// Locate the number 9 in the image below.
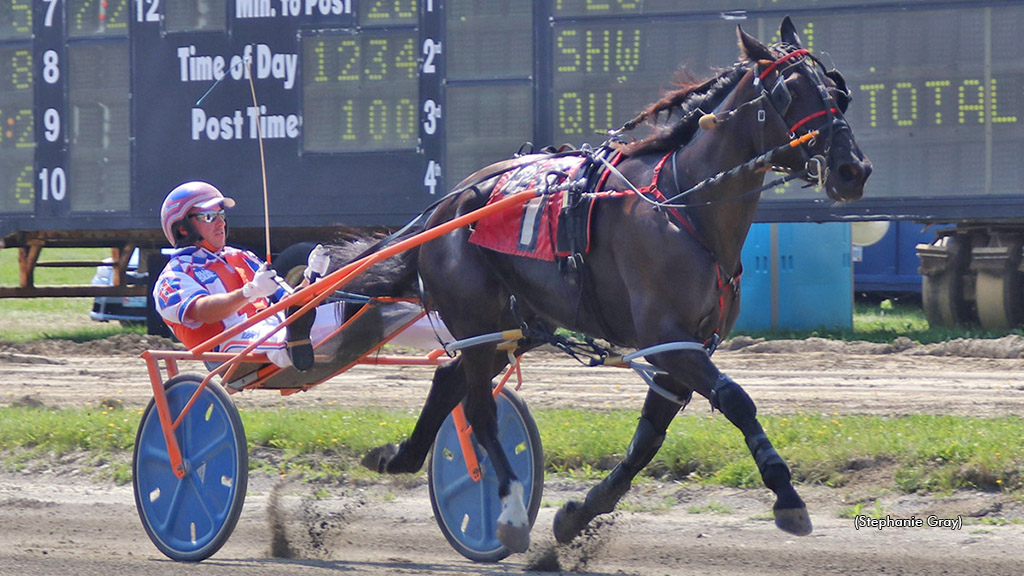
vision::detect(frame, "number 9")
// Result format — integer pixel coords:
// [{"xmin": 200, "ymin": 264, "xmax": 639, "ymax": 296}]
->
[{"xmin": 44, "ymin": 108, "xmax": 61, "ymax": 142}]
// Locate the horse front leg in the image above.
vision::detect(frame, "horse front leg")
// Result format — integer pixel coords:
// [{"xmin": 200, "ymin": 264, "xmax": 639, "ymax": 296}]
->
[
  {"xmin": 553, "ymin": 383, "xmax": 686, "ymax": 544},
  {"xmin": 361, "ymin": 357, "xmax": 467, "ymax": 474},
  {"xmin": 710, "ymin": 370, "xmax": 811, "ymax": 535},
  {"xmin": 660, "ymin": 350, "xmax": 812, "ymax": 536}
]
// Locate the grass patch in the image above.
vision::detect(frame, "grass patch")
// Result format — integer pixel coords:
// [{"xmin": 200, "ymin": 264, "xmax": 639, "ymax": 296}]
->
[
  {"xmin": 838, "ymin": 499, "xmax": 888, "ymax": 519},
  {"xmin": 734, "ymin": 297, "xmax": 1023, "ymax": 344},
  {"xmin": 0, "ymin": 402, "xmax": 138, "ymax": 483},
  {"xmin": 0, "ymin": 247, "xmax": 144, "ymax": 342},
  {"xmin": 0, "ymin": 247, "xmax": 110, "ymax": 287},
  {"xmin": 0, "ymin": 302, "xmax": 145, "ymax": 342},
  {"xmin": 686, "ymin": 500, "xmax": 733, "ymax": 515},
  {"xmin": 242, "ymin": 406, "xmax": 420, "ymax": 482},
  {"xmin": 2, "ymin": 405, "xmax": 1022, "ymax": 497}
]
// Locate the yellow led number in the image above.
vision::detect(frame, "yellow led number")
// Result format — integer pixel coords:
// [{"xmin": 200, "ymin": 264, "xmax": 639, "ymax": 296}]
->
[
  {"xmin": 68, "ymin": 0, "xmax": 129, "ymax": 36},
  {"xmin": 305, "ymin": 33, "xmax": 418, "ymax": 151},
  {"xmin": 3, "ymin": 0, "xmax": 32, "ymax": 38},
  {"xmin": 0, "ymin": 46, "xmax": 34, "ymax": 211},
  {"xmin": 363, "ymin": 0, "xmax": 417, "ymax": 22}
]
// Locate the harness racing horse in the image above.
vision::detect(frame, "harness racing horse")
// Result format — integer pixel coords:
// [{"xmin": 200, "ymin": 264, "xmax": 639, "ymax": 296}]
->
[{"xmin": 344, "ymin": 18, "xmax": 871, "ymax": 553}]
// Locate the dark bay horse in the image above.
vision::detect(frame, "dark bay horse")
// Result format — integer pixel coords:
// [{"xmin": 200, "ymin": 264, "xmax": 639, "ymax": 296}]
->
[{"xmin": 340, "ymin": 18, "xmax": 871, "ymax": 553}]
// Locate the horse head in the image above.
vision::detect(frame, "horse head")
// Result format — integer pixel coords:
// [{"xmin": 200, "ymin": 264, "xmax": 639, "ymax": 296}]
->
[{"xmin": 738, "ymin": 17, "xmax": 872, "ymax": 202}]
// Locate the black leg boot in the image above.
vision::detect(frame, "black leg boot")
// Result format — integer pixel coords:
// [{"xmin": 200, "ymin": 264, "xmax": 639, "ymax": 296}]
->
[{"xmin": 286, "ymin": 305, "xmax": 315, "ymax": 371}]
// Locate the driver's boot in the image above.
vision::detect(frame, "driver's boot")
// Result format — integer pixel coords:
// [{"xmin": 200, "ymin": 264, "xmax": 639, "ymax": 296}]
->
[{"xmin": 285, "ymin": 306, "xmax": 315, "ymax": 371}]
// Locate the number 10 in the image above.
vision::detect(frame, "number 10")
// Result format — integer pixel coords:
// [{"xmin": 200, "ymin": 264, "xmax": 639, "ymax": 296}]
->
[{"xmin": 39, "ymin": 167, "xmax": 67, "ymax": 201}]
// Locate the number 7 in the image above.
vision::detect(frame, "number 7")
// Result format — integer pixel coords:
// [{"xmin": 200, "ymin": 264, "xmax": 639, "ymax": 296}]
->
[{"xmin": 43, "ymin": 0, "xmax": 59, "ymax": 27}]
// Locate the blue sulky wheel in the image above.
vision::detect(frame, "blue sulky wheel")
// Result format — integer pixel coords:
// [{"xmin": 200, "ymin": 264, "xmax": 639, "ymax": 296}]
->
[
  {"xmin": 132, "ymin": 374, "xmax": 248, "ymax": 562},
  {"xmin": 428, "ymin": 386, "xmax": 544, "ymax": 562}
]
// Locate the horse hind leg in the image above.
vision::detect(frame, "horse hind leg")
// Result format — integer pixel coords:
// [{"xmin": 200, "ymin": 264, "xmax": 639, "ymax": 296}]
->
[
  {"xmin": 364, "ymin": 346, "xmax": 532, "ymax": 553},
  {"xmin": 458, "ymin": 348, "xmax": 531, "ymax": 553},
  {"xmin": 711, "ymin": 372, "xmax": 812, "ymax": 536},
  {"xmin": 361, "ymin": 357, "xmax": 467, "ymax": 474},
  {"xmin": 554, "ymin": 384, "xmax": 687, "ymax": 544}
]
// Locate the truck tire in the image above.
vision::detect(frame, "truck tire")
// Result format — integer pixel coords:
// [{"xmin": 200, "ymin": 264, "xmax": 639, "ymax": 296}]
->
[
  {"xmin": 973, "ymin": 234, "xmax": 1024, "ymax": 331},
  {"xmin": 920, "ymin": 235, "xmax": 974, "ymax": 328}
]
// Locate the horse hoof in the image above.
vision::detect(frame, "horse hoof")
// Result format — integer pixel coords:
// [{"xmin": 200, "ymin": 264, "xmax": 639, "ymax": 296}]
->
[
  {"xmin": 360, "ymin": 443, "xmax": 399, "ymax": 473},
  {"xmin": 496, "ymin": 522, "xmax": 530, "ymax": 553},
  {"xmin": 774, "ymin": 505, "xmax": 813, "ymax": 536},
  {"xmin": 496, "ymin": 482, "xmax": 530, "ymax": 553},
  {"xmin": 552, "ymin": 501, "xmax": 584, "ymax": 544}
]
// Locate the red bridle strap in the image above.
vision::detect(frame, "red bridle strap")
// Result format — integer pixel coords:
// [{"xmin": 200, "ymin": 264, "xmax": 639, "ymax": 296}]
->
[
  {"xmin": 789, "ymin": 107, "xmax": 838, "ymax": 134},
  {"xmin": 757, "ymin": 48, "xmax": 810, "ymax": 82}
]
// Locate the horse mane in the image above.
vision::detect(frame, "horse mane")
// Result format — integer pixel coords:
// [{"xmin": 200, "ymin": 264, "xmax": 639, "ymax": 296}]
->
[
  {"xmin": 615, "ymin": 62, "xmax": 750, "ymax": 156},
  {"xmin": 321, "ymin": 235, "xmax": 421, "ymax": 298}
]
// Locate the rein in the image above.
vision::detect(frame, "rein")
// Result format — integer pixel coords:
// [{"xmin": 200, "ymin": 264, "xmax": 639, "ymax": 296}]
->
[
  {"xmin": 594, "ymin": 129, "xmax": 819, "ymax": 212},
  {"xmin": 598, "ymin": 46, "xmax": 841, "ymax": 213}
]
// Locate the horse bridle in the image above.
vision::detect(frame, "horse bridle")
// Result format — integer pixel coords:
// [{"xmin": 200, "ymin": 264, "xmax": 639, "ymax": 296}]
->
[
  {"xmin": 603, "ymin": 46, "xmax": 852, "ymax": 213},
  {"xmin": 755, "ymin": 46, "xmax": 852, "ymax": 186}
]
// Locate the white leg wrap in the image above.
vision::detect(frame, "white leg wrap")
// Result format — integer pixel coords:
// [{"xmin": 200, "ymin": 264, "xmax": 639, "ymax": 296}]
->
[{"xmin": 496, "ymin": 481, "xmax": 530, "ymax": 553}]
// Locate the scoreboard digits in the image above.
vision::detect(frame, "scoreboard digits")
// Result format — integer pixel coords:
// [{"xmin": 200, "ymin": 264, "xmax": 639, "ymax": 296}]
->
[
  {"xmin": 0, "ymin": 0, "xmax": 31, "ymax": 40},
  {"xmin": 302, "ymin": 32, "xmax": 419, "ymax": 152},
  {"xmin": 1, "ymin": 1, "xmax": 1022, "ymax": 225},
  {"xmin": 359, "ymin": 0, "xmax": 417, "ymax": 25},
  {"xmin": 0, "ymin": 1, "xmax": 32, "ymax": 213},
  {"xmin": 67, "ymin": 0, "xmax": 130, "ymax": 37},
  {"xmin": 0, "ymin": 44, "xmax": 32, "ymax": 212},
  {"xmin": 547, "ymin": 5, "xmax": 1024, "ymax": 203}
]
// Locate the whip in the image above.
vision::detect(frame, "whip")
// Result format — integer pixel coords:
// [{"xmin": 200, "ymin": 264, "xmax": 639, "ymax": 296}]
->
[
  {"xmin": 195, "ymin": 52, "xmax": 273, "ymax": 265},
  {"xmin": 243, "ymin": 57, "xmax": 272, "ymax": 265}
]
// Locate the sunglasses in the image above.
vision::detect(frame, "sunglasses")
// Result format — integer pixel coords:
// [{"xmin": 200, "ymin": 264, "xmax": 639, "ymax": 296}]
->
[{"xmin": 189, "ymin": 210, "xmax": 226, "ymax": 223}]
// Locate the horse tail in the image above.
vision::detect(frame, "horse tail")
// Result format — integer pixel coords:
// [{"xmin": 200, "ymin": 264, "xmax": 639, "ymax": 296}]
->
[{"xmin": 322, "ymin": 232, "xmax": 422, "ymax": 299}]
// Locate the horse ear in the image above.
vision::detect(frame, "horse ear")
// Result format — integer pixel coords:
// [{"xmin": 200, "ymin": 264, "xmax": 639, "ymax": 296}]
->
[
  {"xmin": 780, "ymin": 16, "xmax": 802, "ymax": 47},
  {"xmin": 737, "ymin": 25, "xmax": 773, "ymax": 62}
]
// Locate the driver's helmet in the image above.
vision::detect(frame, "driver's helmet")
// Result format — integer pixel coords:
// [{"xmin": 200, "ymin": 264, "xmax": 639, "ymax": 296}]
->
[{"xmin": 159, "ymin": 181, "xmax": 236, "ymax": 247}]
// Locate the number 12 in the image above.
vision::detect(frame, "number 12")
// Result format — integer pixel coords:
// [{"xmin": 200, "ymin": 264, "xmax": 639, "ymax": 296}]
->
[{"xmin": 136, "ymin": 0, "xmax": 160, "ymax": 23}]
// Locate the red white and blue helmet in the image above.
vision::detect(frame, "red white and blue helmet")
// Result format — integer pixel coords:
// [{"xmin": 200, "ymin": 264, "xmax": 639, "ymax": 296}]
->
[{"xmin": 159, "ymin": 181, "xmax": 236, "ymax": 246}]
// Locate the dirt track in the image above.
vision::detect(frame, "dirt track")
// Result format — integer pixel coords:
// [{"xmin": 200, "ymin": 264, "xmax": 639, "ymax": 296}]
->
[
  {"xmin": 3, "ymin": 333, "xmax": 1024, "ymax": 416},
  {"xmin": 1, "ymin": 334, "xmax": 1024, "ymax": 575}
]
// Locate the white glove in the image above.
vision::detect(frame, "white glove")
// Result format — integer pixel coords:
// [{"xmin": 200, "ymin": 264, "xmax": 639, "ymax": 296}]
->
[
  {"xmin": 303, "ymin": 244, "xmax": 330, "ymax": 283},
  {"xmin": 241, "ymin": 265, "xmax": 279, "ymax": 302}
]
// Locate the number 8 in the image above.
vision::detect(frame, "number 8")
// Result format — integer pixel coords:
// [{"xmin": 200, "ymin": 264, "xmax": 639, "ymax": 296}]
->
[{"xmin": 42, "ymin": 50, "xmax": 60, "ymax": 84}]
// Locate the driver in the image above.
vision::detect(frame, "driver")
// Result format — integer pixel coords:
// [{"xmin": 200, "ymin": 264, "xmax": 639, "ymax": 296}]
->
[{"xmin": 152, "ymin": 180, "xmax": 335, "ymax": 370}]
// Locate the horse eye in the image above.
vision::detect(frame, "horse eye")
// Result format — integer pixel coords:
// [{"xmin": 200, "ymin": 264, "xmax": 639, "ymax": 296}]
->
[
  {"xmin": 823, "ymin": 69, "xmax": 851, "ymax": 113},
  {"xmin": 832, "ymin": 89, "xmax": 851, "ymax": 113}
]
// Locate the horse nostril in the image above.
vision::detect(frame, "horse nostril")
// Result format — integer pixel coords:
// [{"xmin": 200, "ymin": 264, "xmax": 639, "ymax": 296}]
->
[{"xmin": 839, "ymin": 162, "xmax": 870, "ymax": 185}]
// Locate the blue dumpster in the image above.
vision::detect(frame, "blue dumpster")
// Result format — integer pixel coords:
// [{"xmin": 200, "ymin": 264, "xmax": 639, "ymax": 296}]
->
[{"xmin": 734, "ymin": 222, "xmax": 852, "ymax": 331}]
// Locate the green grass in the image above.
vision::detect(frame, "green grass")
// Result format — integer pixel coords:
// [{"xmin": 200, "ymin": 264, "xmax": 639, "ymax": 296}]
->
[
  {"xmin": 0, "ymin": 402, "xmax": 139, "ymax": 484},
  {"xmin": 2, "ymin": 405, "xmax": 1021, "ymax": 496},
  {"xmin": 241, "ymin": 406, "xmax": 420, "ymax": 481},
  {"xmin": 838, "ymin": 499, "xmax": 888, "ymax": 520},
  {"xmin": 734, "ymin": 297, "xmax": 1023, "ymax": 344},
  {"xmin": 0, "ymin": 247, "xmax": 109, "ymax": 287},
  {"xmin": 0, "ymin": 247, "xmax": 148, "ymax": 342}
]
